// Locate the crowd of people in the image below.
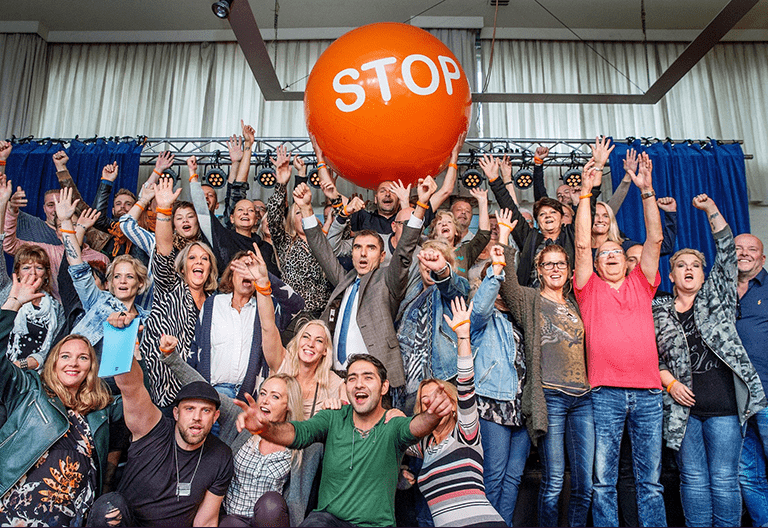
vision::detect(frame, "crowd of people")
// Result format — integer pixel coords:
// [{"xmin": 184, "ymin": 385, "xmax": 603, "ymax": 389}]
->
[{"xmin": 0, "ymin": 125, "xmax": 767, "ymax": 528}]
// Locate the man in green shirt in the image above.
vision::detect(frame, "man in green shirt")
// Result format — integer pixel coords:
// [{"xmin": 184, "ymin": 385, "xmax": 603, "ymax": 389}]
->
[{"xmin": 235, "ymin": 353, "xmax": 452, "ymax": 527}]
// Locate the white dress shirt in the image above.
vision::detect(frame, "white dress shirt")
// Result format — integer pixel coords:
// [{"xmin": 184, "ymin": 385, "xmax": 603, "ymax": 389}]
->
[{"xmin": 209, "ymin": 293, "xmax": 258, "ymax": 386}]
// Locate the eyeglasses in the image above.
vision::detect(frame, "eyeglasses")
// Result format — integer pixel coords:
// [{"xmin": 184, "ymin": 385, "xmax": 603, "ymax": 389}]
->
[
  {"xmin": 597, "ymin": 249, "xmax": 624, "ymax": 258},
  {"xmin": 539, "ymin": 261, "xmax": 568, "ymax": 270}
]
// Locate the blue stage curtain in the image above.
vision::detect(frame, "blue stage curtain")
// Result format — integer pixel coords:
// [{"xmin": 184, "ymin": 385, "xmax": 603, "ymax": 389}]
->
[
  {"xmin": 5, "ymin": 139, "xmax": 142, "ymax": 220},
  {"xmin": 608, "ymin": 139, "xmax": 750, "ymax": 293}
]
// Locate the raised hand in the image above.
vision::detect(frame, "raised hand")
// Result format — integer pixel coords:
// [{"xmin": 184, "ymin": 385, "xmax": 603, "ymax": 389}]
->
[
  {"xmin": 0, "ymin": 141, "xmax": 11, "ymax": 161},
  {"xmin": 54, "ymin": 186, "xmax": 80, "ymax": 222},
  {"xmin": 623, "ymin": 148, "xmax": 638, "ymax": 179},
  {"xmin": 154, "ymin": 177, "xmax": 181, "ymax": 210},
  {"xmin": 657, "ymin": 196, "xmax": 677, "ymax": 213},
  {"xmin": 494, "ymin": 209, "xmax": 516, "ymax": 244},
  {"xmin": 76, "ymin": 208, "xmax": 101, "ymax": 230},
  {"xmin": 241, "ymin": 119, "xmax": 256, "ymax": 147},
  {"xmin": 343, "ymin": 195, "xmax": 366, "ymax": 216},
  {"xmin": 8, "ymin": 186, "xmax": 28, "ymax": 212},
  {"xmin": 186, "ymin": 155, "xmax": 198, "ymax": 179},
  {"xmin": 500, "ymin": 154, "xmax": 513, "ymax": 182},
  {"xmin": 292, "ymin": 182, "xmax": 313, "ymax": 209},
  {"xmin": 416, "ymin": 175, "xmax": 437, "ymax": 205},
  {"xmin": 229, "ymin": 243, "xmax": 269, "ymax": 286},
  {"xmin": 102, "ymin": 161, "xmax": 118, "ymax": 182},
  {"xmin": 450, "ymin": 132, "xmax": 467, "ymax": 162},
  {"xmin": 387, "ymin": 180, "xmax": 412, "ymax": 209},
  {"xmin": 535, "ymin": 146, "xmax": 550, "ymax": 160},
  {"xmin": 490, "ymin": 244, "xmax": 506, "ymax": 275},
  {"xmin": 234, "ymin": 392, "xmax": 269, "ymax": 434},
  {"xmin": 309, "ymin": 133, "xmax": 325, "ymax": 163},
  {"xmin": 52, "ymin": 150, "xmax": 69, "ymax": 172},
  {"xmin": 478, "ymin": 153, "xmax": 500, "ymax": 181},
  {"xmin": 0, "ymin": 176, "xmax": 13, "ymax": 204},
  {"xmin": 692, "ymin": 193, "xmax": 716, "ymax": 213},
  {"xmin": 292, "ymin": 155, "xmax": 306, "ymax": 176},
  {"xmin": 468, "ymin": 186, "xmax": 488, "ymax": 206},
  {"xmin": 159, "ymin": 334, "xmax": 179, "ymax": 356},
  {"xmin": 138, "ymin": 181, "xmax": 156, "ymax": 205},
  {"xmin": 580, "ymin": 158, "xmax": 598, "ymax": 195},
  {"xmin": 443, "ymin": 296, "xmax": 472, "ymax": 335},
  {"xmin": 227, "ymin": 135, "xmax": 244, "ymax": 163},
  {"xmin": 417, "ymin": 247, "xmax": 447, "ymax": 273},
  {"xmin": 10, "ymin": 273, "xmax": 45, "ymax": 306},
  {"xmin": 590, "ymin": 136, "xmax": 615, "ymax": 168},
  {"xmin": 106, "ymin": 310, "xmax": 138, "ymax": 329},
  {"xmin": 271, "ymin": 145, "xmax": 293, "ymax": 185},
  {"xmin": 155, "ymin": 151, "xmax": 174, "ymax": 173},
  {"xmin": 630, "ymin": 152, "xmax": 653, "ymax": 191}
]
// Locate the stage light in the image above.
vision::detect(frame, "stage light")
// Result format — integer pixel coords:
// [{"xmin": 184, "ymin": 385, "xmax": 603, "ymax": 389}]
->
[
  {"xmin": 161, "ymin": 167, "xmax": 179, "ymax": 181},
  {"xmin": 212, "ymin": 0, "xmax": 233, "ymax": 19},
  {"xmin": 203, "ymin": 150, "xmax": 227, "ymax": 188},
  {"xmin": 306, "ymin": 166, "xmax": 322, "ymax": 188},
  {"xmin": 514, "ymin": 168, "xmax": 534, "ymax": 189},
  {"xmin": 257, "ymin": 167, "xmax": 277, "ymax": 188},
  {"xmin": 563, "ymin": 168, "xmax": 582, "ymax": 188},
  {"xmin": 460, "ymin": 168, "xmax": 484, "ymax": 189}
]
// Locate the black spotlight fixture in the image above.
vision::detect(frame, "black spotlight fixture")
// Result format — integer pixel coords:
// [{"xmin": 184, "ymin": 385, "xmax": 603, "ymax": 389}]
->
[
  {"xmin": 161, "ymin": 167, "xmax": 179, "ymax": 182},
  {"xmin": 212, "ymin": 0, "xmax": 233, "ymax": 19},
  {"xmin": 306, "ymin": 165, "xmax": 322, "ymax": 188},
  {"xmin": 255, "ymin": 149, "xmax": 277, "ymax": 188},
  {"xmin": 203, "ymin": 150, "xmax": 227, "ymax": 189},
  {"xmin": 562, "ymin": 152, "xmax": 582, "ymax": 188},
  {"xmin": 513, "ymin": 152, "xmax": 533, "ymax": 190},
  {"xmin": 459, "ymin": 150, "xmax": 485, "ymax": 189}
]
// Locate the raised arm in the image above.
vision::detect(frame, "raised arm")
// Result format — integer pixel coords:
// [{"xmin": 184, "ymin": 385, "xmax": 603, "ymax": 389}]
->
[
  {"xmin": 632, "ymin": 153, "xmax": 663, "ymax": 284},
  {"xmin": 574, "ymin": 160, "xmax": 597, "ymax": 289},
  {"xmin": 500, "ymin": 154, "xmax": 520, "ymax": 205},
  {"xmin": 227, "ymin": 133, "xmax": 244, "ymax": 185},
  {"xmin": 92, "ymin": 162, "xmax": 118, "ymax": 232},
  {"xmin": 52, "ymin": 150, "xmax": 84, "ymax": 204},
  {"xmin": 186, "ymin": 155, "xmax": 214, "ymax": 243},
  {"xmin": 54, "ymin": 187, "xmax": 85, "ymax": 266},
  {"xmin": 154, "ymin": 178, "xmax": 181, "ymax": 257},
  {"xmin": 657, "ymin": 197, "xmax": 678, "ymax": 256},
  {"xmin": 532, "ymin": 146, "xmax": 549, "ymax": 201},
  {"xmin": 607, "ymin": 149, "xmax": 636, "ymax": 212},
  {"xmin": 0, "ymin": 141, "xmax": 10, "ymax": 179},
  {"xmin": 443, "ymin": 296, "xmax": 478, "ymax": 439},
  {"xmin": 3, "ymin": 186, "xmax": 28, "ymax": 255},
  {"xmin": 295, "ymin": 183, "xmax": 347, "ymax": 286},
  {"xmin": 115, "ymin": 354, "xmax": 163, "ymax": 442},
  {"xmin": 431, "ymin": 133, "xmax": 465, "ymax": 210}
]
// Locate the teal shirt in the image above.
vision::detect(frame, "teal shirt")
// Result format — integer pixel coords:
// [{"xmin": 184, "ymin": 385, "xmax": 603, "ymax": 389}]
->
[{"xmin": 290, "ymin": 406, "xmax": 417, "ymax": 526}]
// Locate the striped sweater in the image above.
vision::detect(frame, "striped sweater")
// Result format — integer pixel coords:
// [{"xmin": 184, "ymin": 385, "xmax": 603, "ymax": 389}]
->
[{"xmin": 410, "ymin": 355, "xmax": 505, "ymax": 527}]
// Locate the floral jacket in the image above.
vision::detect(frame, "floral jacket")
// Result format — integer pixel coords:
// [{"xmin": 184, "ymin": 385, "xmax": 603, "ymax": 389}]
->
[{"xmin": 654, "ymin": 226, "xmax": 767, "ymax": 450}]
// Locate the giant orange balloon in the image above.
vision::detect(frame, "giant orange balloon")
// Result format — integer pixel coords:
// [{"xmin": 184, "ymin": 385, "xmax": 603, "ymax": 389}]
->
[{"xmin": 305, "ymin": 23, "xmax": 472, "ymax": 190}]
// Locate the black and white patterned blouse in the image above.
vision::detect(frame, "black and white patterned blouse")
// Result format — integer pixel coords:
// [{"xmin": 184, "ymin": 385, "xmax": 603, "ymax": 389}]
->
[
  {"xmin": 266, "ymin": 183, "xmax": 332, "ymax": 316},
  {"xmin": 140, "ymin": 250, "xmax": 206, "ymax": 407}
]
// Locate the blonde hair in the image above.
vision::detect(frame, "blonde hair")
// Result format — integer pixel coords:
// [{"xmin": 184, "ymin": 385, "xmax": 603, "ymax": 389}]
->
[
  {"xmin": 42, "ymin": 335, "xmax": 113, "ymax": 414},
  {"xmin": 174, "ymin": 241, "xmax": 219, "ymax": 293},
  {"xmin": 261, "ymin": 373, "xmax": 304, "ymax": 466},
  {"xmin": 428, "ymin": 211, "xmax": 462, "ymax": 246},
  {"xmin": 591, "ymin": 202, "xmax": 623, "ymax": 246},
  {"xmin": 669, "ymin": 248, "xmax": 706, "ymax": 269},
  {"xmin": 279, "ymin": 320, "xmax": 334, "ymax": 393},
  {"xmin": 107, "ymin": 255, "xmax": 151, "ymax": 297},
  {"xmin": 285, "ymin": 203, "xmax": 302, "ymax": 241},
  {"xmin": 414, "ymin": 378, "xmax": 458, "ymax": 416}
]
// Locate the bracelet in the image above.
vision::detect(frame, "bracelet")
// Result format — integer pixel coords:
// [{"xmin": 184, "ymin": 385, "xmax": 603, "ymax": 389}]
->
[
  {"xmin": 499, "ymin": 222, "xmax": 513, "ymax": 231},
  {"xmin": 579, "ymin": 193, "xmax": 592, "ymax": 200},
  {"xmin": 329, "ymin": 195, "xmax": 343, "ymax": 207},
  {"xmin": 153, "ymin": 168, "xmax": 163, "ymax": 177},
  {"xmin": 457, "ymin": 337, "xmax": 470, "ymax": 340},
  {"xmin": 666, "ymin": 379, "xmax": 677, "ymax": 393},
  {"xmin": 135, "ymin": 202, "xmax": 146, "ymax": 212},
  {"xmin": 59, "ymin": 228, "xmax": 76, "ymax": 234},
  {"xmin": 448, "ymin": 162, "xmax": 458, "ymax": 170},
  {"xmin": 595, "ymin": 166, "xmax": 604, "ymax": 171},
  {"xmin": 75, "ymin": 223, "xmax": 87, "ymax": 230},
  {"xmin": 253, "ymin": 280, "xmax": 272, "ymax": 295},
  {"xmin": 317, "ymin": 162, "xmax": 327, "ymax": 170},
  {"xmin": 451, "ymin": 319, "xmax": 470, "ymax": 332},
  {"xmin": 435, "ymin": 263, "xmax": 449, "ymax": 276},
  {"xmin": 0, "ymin": 160, "xmax": 6, "ymax": 166},
  {"xmin": 416, "ymin": 200, "xmax": 429, "ymax": 210},
  {"xmin": 156, "ymin": 207, "xmax": 173, "ymax": 216},
  {"xmin": 159, "ymin": 346, "xmax": 175, "ymax": 355},
  {"xmin": 505, "ymin": 181, "xmax": 515, "ymax": 186},
  {"xmin": 189, "ymin": 174, "xmax": 198, "ymax": 182},
  {"xmin": 641, "ymin": 190, "xmax": 656, "ymax": 199},
  {"xmin": 491, "ymin": 261, "xmax": 506, "ymax": 266},
  {"xmin": 534, "ymin": 156, "xmax": 544, "ymax": 165},
  {"xmin": 19, "ymin": 358, "xmax": 28, "ymax": 370}
]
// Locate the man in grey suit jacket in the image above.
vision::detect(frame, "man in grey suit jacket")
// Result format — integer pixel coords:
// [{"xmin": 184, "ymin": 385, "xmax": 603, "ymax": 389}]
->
[{"xmin": 293, "ymin": 177, "xmax": 437, "ymax": 389}]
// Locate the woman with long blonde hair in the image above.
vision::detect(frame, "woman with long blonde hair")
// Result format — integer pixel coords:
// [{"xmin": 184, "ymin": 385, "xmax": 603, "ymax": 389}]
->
[{"xmin": 0, "ymin": 274, "xmax": 120, "ymax": 527}]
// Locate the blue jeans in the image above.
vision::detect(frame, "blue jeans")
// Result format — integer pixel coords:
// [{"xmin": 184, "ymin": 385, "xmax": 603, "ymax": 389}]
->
[
  {"xmin": 740, "ymin": 407, "xmax": 768, "ymax": 526},
  {"xmin": 480, "ymin": 418, "xmax": 530, "ymax": 526},
  {"xmin": 592, "ymin": 387, "xmax": 666, "ymax": 527},
  {"xmin": 676, "ymin": 414, "xmax": 742, "ymax": 527},
  {"xmin": 211, "ymin": 383, "xmax": 239, "ymax": 436},
  {"xmin": 538, "ymin": 390, "xmax": 594, "ymax": 527}
]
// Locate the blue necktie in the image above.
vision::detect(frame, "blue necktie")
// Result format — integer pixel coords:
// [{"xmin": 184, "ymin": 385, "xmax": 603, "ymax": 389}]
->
[{"xmin": 337, "ymin": 278, "xmax": 360, "ymax": 364}]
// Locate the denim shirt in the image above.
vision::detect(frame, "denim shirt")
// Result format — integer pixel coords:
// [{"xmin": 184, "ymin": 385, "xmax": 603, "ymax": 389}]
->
[
  {"xmin": 68, "ymin": 262, "xmax": 150, "ymax": 345},
  {"xmin": 398, "ymin": 266, "xmax": 469, "ymax": 383},
  {"xmin": 470, "ymin": 267, "xmax": 524, "ymax": 401}
]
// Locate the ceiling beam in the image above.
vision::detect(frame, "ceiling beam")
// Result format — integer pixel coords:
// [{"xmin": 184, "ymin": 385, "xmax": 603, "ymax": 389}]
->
[{"xmin": 228, "ymin": 0, "xmax": 759, "ymax": 104}]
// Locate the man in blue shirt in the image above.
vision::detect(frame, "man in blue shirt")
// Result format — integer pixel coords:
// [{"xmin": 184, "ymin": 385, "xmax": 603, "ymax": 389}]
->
[{"xmin": 735, "ymin": 232, "xmax": 768, "ymax": 525}]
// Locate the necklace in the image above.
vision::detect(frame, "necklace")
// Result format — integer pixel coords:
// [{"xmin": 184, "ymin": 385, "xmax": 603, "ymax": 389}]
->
[{"xmin": 174, "ymin": 440, "xmax": 204, "ymax": 500}]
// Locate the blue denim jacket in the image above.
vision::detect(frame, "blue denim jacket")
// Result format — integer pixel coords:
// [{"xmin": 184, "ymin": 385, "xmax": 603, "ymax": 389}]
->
[
  {"xmin": 68, "ymin": 262, "xmax": 150, "ymax": 345},
  {"xmin": 398, "ymin": 266, "xmax": 469, "ymax": 384},
  {"xmin": 470, "ymin": 267, "xmax": 523, "ymax": 401}
]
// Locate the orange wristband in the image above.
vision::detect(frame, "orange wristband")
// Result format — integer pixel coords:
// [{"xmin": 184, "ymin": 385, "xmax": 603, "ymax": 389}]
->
[
  {"xmin": 579, "ymin": 193, "xmax": 592, "ymax": 200},
  {"xmin": 189, "ymin": 174, "xmax": 198, "ymax": 182},
  {"xmin": 499, "ymin": 222, "xmax": 513, "ymax": 231},
  {"xmin": 0, "ymin": 160, "xmax": 6, "ymax": 166},
  {"xmin": 416, "ymin": 201, "xmax": 429, "ymax": 210},
  {"xmin": 59, "ymin": 228, "xmax": 76, "ymax": 234},
  {"xmin": 159, "ymin": 346, "xmax": 175, "ymax": 355},
  {"xmin": 253, "ymin": 280, "xmax": 272, "ymax": 295},
  {"xmin": 491, "ymin": 261, "xmax": 506, "ymax": 267},
  {"xmin": 135, "ymin": 202, "xmax": 145, "ymax": 212},
  {"xmin": 667, "ymin": 380, "xmax": 677, "ymax": 393},
  {"xmin": 153, "ymin": 169, "xmax": 162, "ymax": 177},
  {"xmin": 449, "ymin": 162, "xmax": 458, "ymax": 170},
  {"xmin": 451, "ymin": 319, "xmax": 470, "ymax": 332},
  {"xmin": 317, "ymin": 162, "xmax": 327, "ymax": 170},
  {"xmin": 156, "ymin": 207, "xmax": 173, "ymax": 216},
  {"xmin": 534, "ymin": 156, "xmax": 544, "ymax": 165}
]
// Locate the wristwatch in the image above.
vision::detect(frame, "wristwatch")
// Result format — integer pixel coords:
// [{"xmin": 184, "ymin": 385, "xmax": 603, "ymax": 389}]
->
[{"xmin": 19, "ymin": 358, "xmax": 28, "ymax": 370}]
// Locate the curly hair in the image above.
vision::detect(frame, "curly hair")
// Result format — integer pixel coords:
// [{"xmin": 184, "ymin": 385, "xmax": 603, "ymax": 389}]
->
[{"xmin": 13, "ymin": 244, "xmax": 53, "ymax": 294}]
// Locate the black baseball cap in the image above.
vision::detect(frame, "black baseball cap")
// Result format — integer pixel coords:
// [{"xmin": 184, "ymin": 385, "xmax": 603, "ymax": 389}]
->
[{"xmin": 173, "ymin": 381, "xmax": 221, "ymax": 409}]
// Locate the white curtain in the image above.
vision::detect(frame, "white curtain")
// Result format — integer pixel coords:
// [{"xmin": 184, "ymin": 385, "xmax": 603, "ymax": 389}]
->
[
  {"xmin": 479, "ymin": 39, "xmax": 768, "ymax": 203},
  {"xmin": 0, "ymin": 33, "xmax": 48, "ymax": 140}
]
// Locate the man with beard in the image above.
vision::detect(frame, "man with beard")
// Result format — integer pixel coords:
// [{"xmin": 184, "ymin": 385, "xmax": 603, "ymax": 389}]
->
[
  {"xmin": 88, "ymin": 359, "xmax": 233, "ymax": 527},
  {"xmin": 235, "ymin": 353, "xmax": 452, "ymax": 527}
]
